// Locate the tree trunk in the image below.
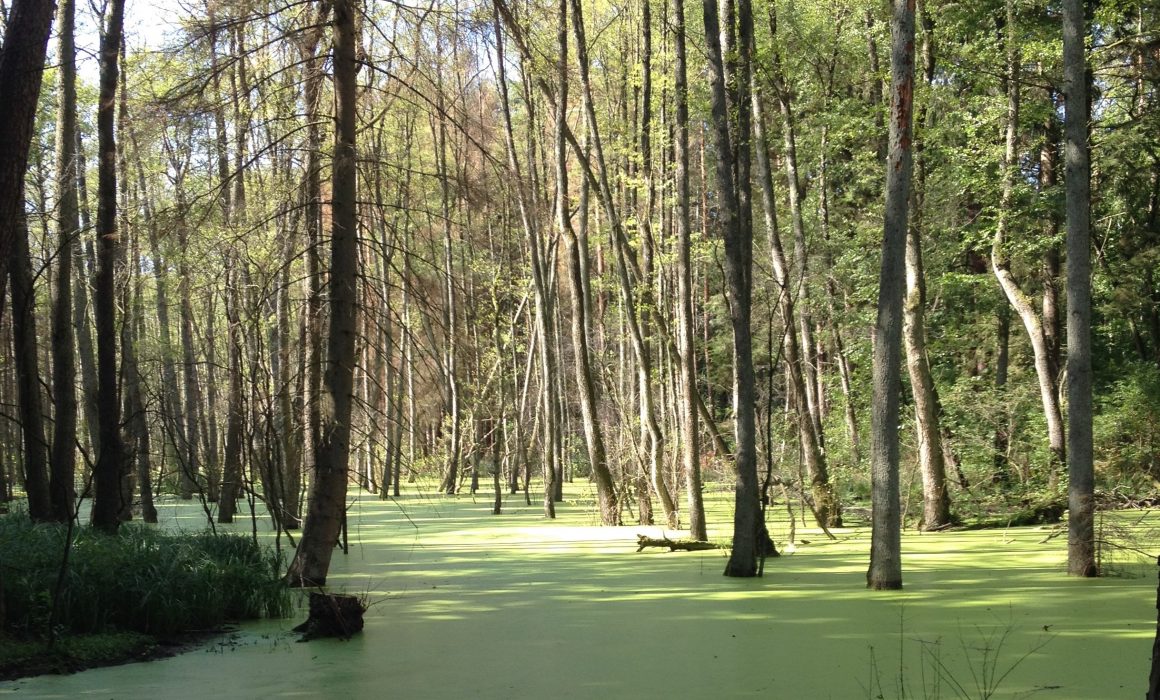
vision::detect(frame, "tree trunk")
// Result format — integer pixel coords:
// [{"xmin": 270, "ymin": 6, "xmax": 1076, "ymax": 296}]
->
[
  {"xmin": 286, "ymin": 0, "xmax": 359, "ymax": 587},
  {"xmin": 73, "ymin": 131, "xmax": 101, "ymax": 458},
  {"xmin": 10, "ymin": 213, "xmax": 51, "ymax": 522},
  {"xmin": 218, "ymin": 260, "xmax": 244, "ymax": 524},
  {"xmin": 903, "ymin": 2, "xmax": 952, "ymax": 531},
  {"xmin": 993, "ymin": 305, "xmax": 1012, "ymax": 483},
  {"xmin": 767, "ymin": 5, "xmax": 840, "ymax": 527},
  {"xmin": 867, "ymin": 0, "xmax": 914, "ymax": 591},
  {"xmin": 123, "ymin": 214, "xmax": 156, "ymax": 523},
  {"xmin": 0, "ymin": 0, "xmax": 55, "ymax": 311},
  {"xmin": 569, "ymin": 0, "xmax": 676, "ymax": 528},
  {"xmin": 706, "ymin": 0, "xmax": 774, "ymax": 578},
  {"xmin": 435, "ymin": 81, "xmax": 462, "ymax": 496},
  {"xmin": 991, "ymin": 0, "xmax": 1066, "ymax": 476},
  {"xmin": 533, "ymin": 2, "xmax": 618, "ymax": 524},
  {"xmin": 753, "ymin": 79, "xmax": 838, "ymax": 530},
  {"xmin": 674, "ymin": 0, "xmax": 706, "ymax": 542},
  {"xmin": 49, "ymin": 0, "xmax": 78, "ymax": 523},
  {"xmin": 90, "ymin": 0, "xmax": 127, "ymax": 533},
  {"xmin": 137, "ymin": 140, "xmax": 189, "ymax": 500},
  {"xmin": 1063, "ymin": 0, "xmax": 1096, "ymax": 578},
  {"xmin": 301, "ymin": 4, "xmax": 330, "ymax": 516}
]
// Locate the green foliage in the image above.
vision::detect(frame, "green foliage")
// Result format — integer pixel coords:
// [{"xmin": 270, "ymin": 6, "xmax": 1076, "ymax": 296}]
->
[
  {"xmin": 0, "ymin": 516, "xmax": 290, "ymax": 638},
  {"xmin": 1094, "ymin": 363, "xmax": 1160, "ymax": 488},
  {"xmin": 0, "ymin": 630, "xmax": 156, "ymax": 680}
]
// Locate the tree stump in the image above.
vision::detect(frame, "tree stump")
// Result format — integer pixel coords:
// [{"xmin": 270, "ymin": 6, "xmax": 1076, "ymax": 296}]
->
[{"xmin": 293, "ymin": 592, "xmax": 366, "ymax": 641}]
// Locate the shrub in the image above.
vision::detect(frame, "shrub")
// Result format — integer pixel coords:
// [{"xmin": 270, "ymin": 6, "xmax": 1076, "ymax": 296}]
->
[{"xmin": 0, "ymin": 515, "xmax": 290, "ymax": 638}]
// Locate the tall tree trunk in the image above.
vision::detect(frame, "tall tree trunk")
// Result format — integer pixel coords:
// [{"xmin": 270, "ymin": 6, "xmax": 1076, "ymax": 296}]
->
[
  {"xmin": 73, "ymin": 131, "xmax": 101, "ymax": 458},
  {"xmin": 636, "ymin": 0, "xmax": 676, "ymax": 527},
  {"xmin": 569, "ymin": 0, "xmax": 676, "ymax": 527},
  {"xmin": 123, "ymin": 211, "xmax": 156, "ymax": 522},
  {"xmin": 49, "ymin": 0, "xmax": 78, "ymax": 522},
  {"xmin": 10, "ymin": 211, "xmax": 51, "ymax": 521},
  {"xmin": 276, "ymin": 229, "xmax": 302, "ymax": 527},
  {"xmin": 286, "ymin": 0, "xmax": 359, "ymax": 586},
  {"xmin": 674, "ymin": 0, "xmax": 706, "ymax": 541},
  {"xmin": 706, "ymin": 0, "xmax": 774, "ymax": 578},
  {"xmin": 767, "ymin": 6, "xmax": 841, "ymax": 527},
  {"xmin": 903, "ymin": 2, "xmax": 952, "ymax": 531},
  {"xmin": 174, "ymin": 175, "xmax": 205, "ymax": 500},
  {"xmin": 301, "ymin": 3, "xmax": 330, "ymax": 511},
  {"xmin": 867, "ymin": 0, "xmax": 914, "ymax": 591},
  {"xmin": 218, "ymin": 260, "xmax": 244, "ymax": 524},
  {"xmin": 1063, "ymin": 0, "xmax": 1096, "ymax": 578},
  {"xmin": 991, "ymin": 0, "xmax": 1066, "ymax": 476},
  {"xmin": 134, "ymin": 131, "xmax": 189, "ymax": 500},
  {"xmin": 753, "ymin": 79, "xmax": 837, "ymax": 530},
  {"xmin": 0, "ymin": 0, "xmax": 55, "ymax": 309},
  {"xmin": 993, "ymin": 305, "xmax": 1012, "ymax": 482},
  {"xmin": 435, "ymin": 81, "xmax": 462, "ymax": 496},
  {"xmin": 523, "ymin": 2, "xmax": 618, "ymax": 523},
  {"xmin": 90, "ymin": 0, "xmax": 127, "ymax": 533}
]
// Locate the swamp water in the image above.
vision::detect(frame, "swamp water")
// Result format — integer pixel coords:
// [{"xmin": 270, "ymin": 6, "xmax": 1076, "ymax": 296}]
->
[{"xmin": 1, "ymin": 486, "xmax": 1154, "ymax": 698}]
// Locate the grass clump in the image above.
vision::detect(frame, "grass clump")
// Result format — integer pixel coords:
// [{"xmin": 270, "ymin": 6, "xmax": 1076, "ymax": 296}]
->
[
  {"xmin": 0, "ymin": 513, "xmax": 290, "ymax": 648},
  {"xmin": 0, "ymin": 631, "xmax": 158, "ymax": 679}
]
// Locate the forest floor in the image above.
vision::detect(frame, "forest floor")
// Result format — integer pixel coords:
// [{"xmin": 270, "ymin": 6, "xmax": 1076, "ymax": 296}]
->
[{"xmin": 0, "ymin": 484, "xmax": 1155, "ymax": 699}]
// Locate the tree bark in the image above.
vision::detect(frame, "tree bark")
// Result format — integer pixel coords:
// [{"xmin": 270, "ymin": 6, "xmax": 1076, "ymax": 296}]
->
[
  {"xmin": 1063, "ymin": 0, "xmax": 1096, "ymax": 578},
  {"xmin": 0, "ymin": 0, "xmax": 56, "ymax": 313},
  {"xmin": 753, "ymin": 80, "xmax": 838, "ymax": 530},
  {"xmin": 991, "ymin": 0, "xmax": 1066, "ymax": 476},
  {"xmin": 218, "ymin": 260, "xmax": 245, "ymax": 523},
  {"xmin": 674, "ymin": 0, "xmax": 706, "ymax": 542},
  {"xmin": 569, "ymin": 0, "xmax": 676, "ymax": 528},
  {"xmin": 533, "ymin": 1, "xmax": 618, "ymax": 524},
  {"xmin": 903, "ymin": 1, "xmax": 952, "ymax": 531},
  {"xmin": 90, "ymin": 0, "xmax": 127, "ymax": 533},
  {"xmin": 435, "ymin": 77, "xmax": 462, "ymax": 496},
  {"xmin": 73, "ymin": 131, "xmax": 101, "ymax": 458},
  {"xmin": 706, "ymin": 0, "xmax": 774, "ymax": 577},
  {"xmin": 10, "ymin": 211, "xmax": 51, "ymax": 522},
  {"xmin": 286, "ymin": 0, "xmax": 359, "ymax": 586},
  {"xmin": 49, "ymin": 0, "xmax": 78, "ymax": 523},
  {"xmin": 867, "ymin": 0, "xmax": 914, "ymax": 591},
  {"xmin": 767, "ymin": 5, "xmax": 841, "ymax": 528}
]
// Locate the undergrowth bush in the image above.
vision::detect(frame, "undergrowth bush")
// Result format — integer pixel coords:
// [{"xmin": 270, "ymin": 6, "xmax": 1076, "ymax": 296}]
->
[{"xmin": 0, "ymin": 515, "xmax": 290, "ymax": 638}]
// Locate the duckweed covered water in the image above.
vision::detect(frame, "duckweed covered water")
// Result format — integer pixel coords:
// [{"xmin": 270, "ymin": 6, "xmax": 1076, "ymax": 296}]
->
[{"xmin": 1, "ymin": 486, "xmax": 1154, "ymax": 698}]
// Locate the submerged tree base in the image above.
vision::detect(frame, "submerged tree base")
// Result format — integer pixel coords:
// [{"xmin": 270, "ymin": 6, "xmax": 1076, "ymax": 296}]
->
[{"xmin": 293, "ymin": 593, "xmax": 366, "ymax": 641}]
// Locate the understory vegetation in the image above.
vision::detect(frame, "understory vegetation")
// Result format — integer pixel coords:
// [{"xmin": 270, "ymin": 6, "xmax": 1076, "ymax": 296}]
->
[{"xmin": 0, "ymin": 513, "xmax": 289, "ymax": 679}]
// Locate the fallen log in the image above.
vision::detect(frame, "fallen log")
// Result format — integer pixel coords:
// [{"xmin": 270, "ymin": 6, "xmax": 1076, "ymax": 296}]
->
[
  {"xmin": 636, "ymin": 535, "xmax": 726, "ymax": 552},
  {"xmin": 293, "ymin": 592, "xmax": 366, "ymax": 641}
]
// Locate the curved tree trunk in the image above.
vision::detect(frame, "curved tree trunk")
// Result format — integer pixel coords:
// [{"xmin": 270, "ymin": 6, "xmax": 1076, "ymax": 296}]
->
[
  {"xmin": 991, "ymin": 0, "xmax": 1066, "ymax": 476},
  {"xmin": 767, "ymin": 6, "xmax": 840, "ymax": 527}
]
